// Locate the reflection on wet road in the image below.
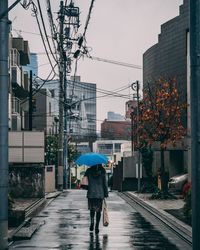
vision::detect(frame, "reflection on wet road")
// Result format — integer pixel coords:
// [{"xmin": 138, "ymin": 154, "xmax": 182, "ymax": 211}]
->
[{"xmin": 10, "ymin": 190, "xmax": 185, "ymax": 250}]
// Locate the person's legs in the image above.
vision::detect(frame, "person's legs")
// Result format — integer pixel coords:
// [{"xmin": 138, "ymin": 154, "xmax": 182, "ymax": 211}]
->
[
  {"xmin": 95, "ymin": 211, "xmax": 101, "ymax": 234},
  {"xmin": 90, "ymin": 210, "xmax": 95, "ymax": 231}
]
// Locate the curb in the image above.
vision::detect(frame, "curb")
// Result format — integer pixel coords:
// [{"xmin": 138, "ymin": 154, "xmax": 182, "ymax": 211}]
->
[
  {"xmin": 9, "ymin": 191, "xmax": 63, "ymax": 242},
  {"xmin": 8, "ymin": 198, "xmax": 46, "ymax": 241},
  {"xmin": 125, "ymin": 192, "xmax": 192, "ymax": 245}
]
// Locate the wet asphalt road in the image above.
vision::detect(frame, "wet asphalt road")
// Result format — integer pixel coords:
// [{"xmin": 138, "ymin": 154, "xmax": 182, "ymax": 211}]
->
[{"xmin": 10, "ymin": 190, "xmax": 190, "ymax": 250}]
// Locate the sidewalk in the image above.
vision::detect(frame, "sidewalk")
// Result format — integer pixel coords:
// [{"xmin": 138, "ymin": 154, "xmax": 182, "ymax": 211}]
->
[
  {"xmin": 126, "ymin": 191, "xmax": 192, "ymax": 240},
  {"xmin": 10, "ymin": 190, "xmax": 191, "ymax": 250},
  {"xmin": 8, "ymin": 191, "xmax": 62, "ymax": 240}
]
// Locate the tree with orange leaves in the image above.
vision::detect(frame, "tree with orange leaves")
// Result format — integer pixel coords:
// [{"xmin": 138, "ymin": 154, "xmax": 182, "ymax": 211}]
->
[{"xmin": 132, "ymin": 78, "xmax": 187, "ymax": 194}]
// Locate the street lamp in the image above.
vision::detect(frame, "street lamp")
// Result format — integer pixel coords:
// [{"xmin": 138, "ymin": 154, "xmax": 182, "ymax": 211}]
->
[{"xmin": 131, "ymin": 81, "xmax": 141, "ymax": 193}]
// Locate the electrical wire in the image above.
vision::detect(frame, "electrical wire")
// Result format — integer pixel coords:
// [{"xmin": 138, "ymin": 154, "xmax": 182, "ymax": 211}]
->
[
  {"xmin": 46, "ymin": 0, "xmax": 59, "ymax": 62},
  {"xmin": 31, "ymin": 2, "xmax": 58, "ymax": 75},
  {"xmin": 38, "ymin": 78, "xmax": 132, "ymax": 100},
  {"xmin": 12, "ymin": 28, "xmax": 52, "ymax": 38},
  {"xmin": 66, "ymin": 80, "xmax": 131, "ymax": 99},
  {"xmin": 36, "ymin": 0, "xmax": 58, "ymax": 64},
  {"xmin": 89, "ymin": 56, "xmax": 142, "ymax": 69},
  {"xmin": 21, "ymin": 63, "xmax": 57, "ymax": 104}
]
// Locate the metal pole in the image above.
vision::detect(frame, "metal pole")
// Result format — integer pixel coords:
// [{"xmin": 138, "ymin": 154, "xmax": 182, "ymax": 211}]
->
[
  {"xmin": 136, "ymin": 81, "xmax": 141, "ymax": 192},
  {"xmin": 29, "ymin": 70, "xmax": 33, "ymax": 131},
  {"xmin": 63, "ymin": 63, "xmax": 68, "ymax": 189},
  {"xmin": 190, "ymin": 1, "xmax": 200, "ymax": 249},
  {"xmin": 131, "ymin": 109, "xmax": 134, "ymax": 156},
  {"xmin": 0, "ymin": 1, "xmax": 9, "ymax": 248},
  {"xmin": 0, "ymin": 0, "xmax": 21, "ymax": 20},
  {"xmin": 57, "ymin": 0, "xmax": 64, "ymax": 190}
]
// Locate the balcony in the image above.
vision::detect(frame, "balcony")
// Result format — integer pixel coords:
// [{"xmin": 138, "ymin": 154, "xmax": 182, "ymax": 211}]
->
[
  {"xmin": 10, "ymin": 48, "xmax": 20, "ymax": 67},
  {"xmin": 11, "ymin": 113, "xmax": 21, "ymax": 131},
  {"xmin": 11, "ymin": 65, "xmax": 21, "ymax": 87},
  {"xmin": 12, "ymin": 97, "xmax": 20, "ymax": 114},
  {"xmin": 11, "ymin": 66, "xmax": 29, "ymax": 99}
]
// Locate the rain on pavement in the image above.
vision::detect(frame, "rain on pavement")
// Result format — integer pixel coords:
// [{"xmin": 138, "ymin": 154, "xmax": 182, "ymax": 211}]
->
[{"xmin": 9, "ymin": 190, "xmax": 189, "ymax": 250}]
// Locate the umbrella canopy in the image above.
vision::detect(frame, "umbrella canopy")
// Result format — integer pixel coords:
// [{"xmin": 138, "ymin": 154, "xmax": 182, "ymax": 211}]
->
[{"xmin": 75, "ymin": 153, "xmax": 108, "ymax": 167}]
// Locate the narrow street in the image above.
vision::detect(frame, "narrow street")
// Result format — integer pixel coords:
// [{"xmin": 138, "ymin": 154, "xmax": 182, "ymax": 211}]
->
[{"xmin": 10, "ymin": 190, "xmax": 190, "ymax": 250}]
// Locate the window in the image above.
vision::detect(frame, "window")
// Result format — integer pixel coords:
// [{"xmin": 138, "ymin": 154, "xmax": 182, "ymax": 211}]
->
[{"xmin": 49, "ymin": 102, "xmax": 51, "ymax": 115}]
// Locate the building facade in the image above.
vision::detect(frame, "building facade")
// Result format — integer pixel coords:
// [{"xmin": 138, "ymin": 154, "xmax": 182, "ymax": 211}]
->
[
  {"xmin": 23, "ymin": 52, "xmax": 38, "ymax": 79},
  {"xmin": 143, "ymin": 0, "xmax": 189, "ymax": 116},
  {"xmin": 143, "ymin": 0, "xmax": 190, "ymax": 178},
  {"xmin": 101, "ymin": 120, "xmax": 131, "ymax": 140},
  {"xmin": 10, "ymin": 37, "xmax": 31, "ymax": 131},
  {"xmin": 32, "ymin": 89, "xmax": 54, "ymax": 134},
  {"xmin": 42, "ymin": 77, "xmax": 97, "ymax": 144}
]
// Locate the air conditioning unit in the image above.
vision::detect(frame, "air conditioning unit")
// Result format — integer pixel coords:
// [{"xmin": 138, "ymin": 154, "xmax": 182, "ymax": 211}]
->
[{"xmin": 11, "ymin": 113, "xmax": 21, "ymax": 131}]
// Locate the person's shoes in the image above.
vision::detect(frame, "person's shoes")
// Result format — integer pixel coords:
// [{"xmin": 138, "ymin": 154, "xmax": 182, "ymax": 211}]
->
[
  {"xmin": 90, "ymin": 223, "xmax": 94, "ymax": 231},
  {"xmin": 95, "ymin": 227, "xmax": 99, "ymax": 234}
]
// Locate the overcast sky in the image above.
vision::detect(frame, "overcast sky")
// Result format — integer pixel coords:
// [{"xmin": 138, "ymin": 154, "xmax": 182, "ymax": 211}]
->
[{"xmin": 9, "ymin": 0, "xmax": 183, "ymax": 131}]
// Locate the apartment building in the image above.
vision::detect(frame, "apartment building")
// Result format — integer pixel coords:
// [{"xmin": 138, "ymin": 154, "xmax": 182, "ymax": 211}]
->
[{"xmin": 10, "ymin": 37, "xmax": 30, "ymax": 131}]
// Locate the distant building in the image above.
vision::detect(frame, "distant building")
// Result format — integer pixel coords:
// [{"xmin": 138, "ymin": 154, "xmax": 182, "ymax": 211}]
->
[
  {"xmin": 125, "ymin": 100, "xmax": 137, "ymax": 119},
  {"xmin": 107, "ymin": 111, "xmax": 125, "ymax": 121},
  {"xmin": 101, "ymin": 119, "xmax": 131, "ymax": 140},
  {"xmin": 23, "ymin": 52, "xmax": 38, "ymax": 79},
  {"xmin": 93, "ymin": 139, "xmax": 131, "ymax": 163},
  {"xmin": 41, "ymin": 77, "xmax": 97, "ymax": 146}
]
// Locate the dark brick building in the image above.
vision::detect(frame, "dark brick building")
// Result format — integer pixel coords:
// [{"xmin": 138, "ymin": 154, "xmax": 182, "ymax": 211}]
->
[{"xmin": 101, "ymin": 120, "xmax": 131, "ymax": 140}]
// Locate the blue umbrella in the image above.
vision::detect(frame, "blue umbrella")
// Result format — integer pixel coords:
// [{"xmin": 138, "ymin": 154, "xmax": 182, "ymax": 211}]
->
[{"xmin": 75, "ymin": 153, "xmax": 108, "ymax": 167}]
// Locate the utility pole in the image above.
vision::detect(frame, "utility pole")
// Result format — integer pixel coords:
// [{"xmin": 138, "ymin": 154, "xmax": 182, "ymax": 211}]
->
[
  {"xmin": 0, "ymin": 1, "xmax": 9, "ymax": 248},
  {"xmin": 63, "ymin": 58, "xmax": 68, "ymax": 189},
  {"xmin": 57, "ymin": 0, "xmax": 65, "ymax": 190},
  {"xmin": 57, "ymin": 1, "xmax": 80, "ymax": 189},
  {"xmin": 29, "ymin": 70, "xmax": 33, "ymax": 131},
  {"xmin": 190, "ymin": 0, "xmax": 200, "ymax": 249},
  {"xmin": 132, "ymin": 81, "xmax": 141, "ymax": 192},
  {"xmin": 131, "ymin": 109, "xmax": 134, "ymax": 156}
]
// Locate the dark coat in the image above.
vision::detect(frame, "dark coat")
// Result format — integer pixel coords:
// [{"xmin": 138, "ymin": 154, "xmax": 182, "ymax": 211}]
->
[{"xmin": 85, "ymin": 166, "xmax": 108, "ymax": 199}]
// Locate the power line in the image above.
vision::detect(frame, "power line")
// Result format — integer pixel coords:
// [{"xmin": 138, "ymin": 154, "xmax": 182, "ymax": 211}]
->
[
  {"xmin": 89, "ymin": 56, "xmax": 142, "ymax": 69},
  {"xmin": 21, "ymin": 64, "xmax": 57, "ymax": 104},
  {"xmin": 46, "ymin": 0, "xmax": 59, "ymax": 62},
  {"xmin": 36, "ymin": 0, "xmax": 58, "ymax": 64},
  {"xmin": 30, "ymin": 2, "xmax": 58, "ymax": 75}
]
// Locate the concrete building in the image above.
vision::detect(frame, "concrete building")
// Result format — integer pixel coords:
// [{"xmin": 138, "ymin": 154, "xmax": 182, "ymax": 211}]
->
[
  {"xmin": 32, "ymin": 88, "xmax": 54, "ymax": 134},
  {"xmin": 107, "ymin": 111, "xmax": 125, "ymax": 121},
  {"xmin": 10, "ymin": 37, "xmax": 31, "ymax": 130},
  {"xmin": 8, "ymin": 36, "xmax": 45, "ymax": 199},
  {"xmin": 23, "ymin": 52, "xmax": 38, "ymax": 79},
  {"xmin": 93, "ymin": 139, "xmax": 131, "ymax": 163},
  {"xmin": 143, "ymin": 0, "xmax": 190, "ymax": 178},
  {"xmin": 143, "ymin": 0, "xmax": 189, "ymax": 124},
  {"xmin": 42, "ymin": 77, "xmax": 97, "ymax": 146},
  {"xmin": 125, "ymin": 99, "xmax": 137, "ymax": 119}
]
